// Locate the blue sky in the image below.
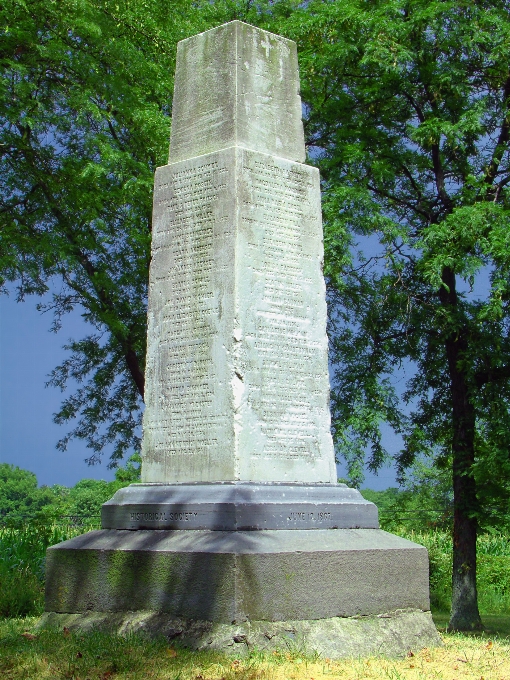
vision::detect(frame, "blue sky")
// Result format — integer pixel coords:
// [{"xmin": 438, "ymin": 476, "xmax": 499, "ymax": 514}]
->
[
  {"xmin": 0, "ymin": 292, "xmax": 117, "ymax": 487},
  {"xmin": 0, "ymin": 290, "xmax": 398, "ymax": 490}
]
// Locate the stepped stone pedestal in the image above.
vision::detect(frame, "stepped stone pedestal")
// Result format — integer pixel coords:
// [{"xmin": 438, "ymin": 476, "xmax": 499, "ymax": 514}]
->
[{"xmin": 42, "ymin": 21, "xmax": 441, "ymax": 657}]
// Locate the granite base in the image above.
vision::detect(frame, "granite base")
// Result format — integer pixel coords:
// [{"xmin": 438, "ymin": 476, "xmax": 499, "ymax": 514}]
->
[
  {"xmin": 45, "ymin": 528, "xmax": 430, "ymax": 623},
  {"xmin": 101, "ymin": 482, "xmax": 378, "ymax": 530}
]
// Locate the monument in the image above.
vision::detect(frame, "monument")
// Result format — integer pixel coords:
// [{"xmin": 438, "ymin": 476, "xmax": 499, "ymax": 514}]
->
[{"xmin": 42, "ymin": 21, "xmax": 441, "ymax": 657}]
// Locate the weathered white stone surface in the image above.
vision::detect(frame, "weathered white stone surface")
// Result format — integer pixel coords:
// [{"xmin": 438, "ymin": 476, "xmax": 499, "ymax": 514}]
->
[
  {"xmin": 142, "ymin": 21, "xmax": 335, "ymax": 483},
  {"xmin": 142, "ymin": 146, "xmax": 336, "ymax": 482},
  {"xmin": 169, "ymin": 21, "xmax": 305, "ymax": 164}
]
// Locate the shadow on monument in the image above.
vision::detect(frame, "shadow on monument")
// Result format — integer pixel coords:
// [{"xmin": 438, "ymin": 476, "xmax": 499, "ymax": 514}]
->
[{"xmin": 46, "ymin": 485, "xmax": 266, "ymax": 624}]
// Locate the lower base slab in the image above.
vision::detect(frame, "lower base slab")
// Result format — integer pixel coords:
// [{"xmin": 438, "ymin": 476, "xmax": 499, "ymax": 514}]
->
[
  {"xmin": 37, "ymin": 609, "xmax": 442, "ymax": 658},
  {"xmin": 45, "ymin": 529, "xmax": 430, "ymax": 622}
]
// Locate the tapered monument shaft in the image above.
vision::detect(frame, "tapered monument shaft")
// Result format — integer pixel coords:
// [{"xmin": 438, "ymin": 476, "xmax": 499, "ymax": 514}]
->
[{"xmin": 141, "ymin": 21, "xmax": 336, "ymax": 483}]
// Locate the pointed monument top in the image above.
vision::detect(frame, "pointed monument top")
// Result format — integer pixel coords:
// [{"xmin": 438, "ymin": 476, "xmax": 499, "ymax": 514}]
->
[{"xmin": 169, "ymin": 21, "xmax": 306, "ymax": 164}]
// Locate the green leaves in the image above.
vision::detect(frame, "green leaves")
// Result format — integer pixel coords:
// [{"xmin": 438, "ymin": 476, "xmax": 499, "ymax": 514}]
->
[
  {"xmin": 419, "ymin": 204, "xmax": 507, "ymax": 285},
  {"xmin": 0, "ymin": 0, "xmax": 231, "ymax": 462},
  {"xmin": 0, "ymin": 464, "xmax": 54, "ymax": 525},
  {"xmin": 277, "ymin": 0, "xmax": 510, "ymax": 491}
]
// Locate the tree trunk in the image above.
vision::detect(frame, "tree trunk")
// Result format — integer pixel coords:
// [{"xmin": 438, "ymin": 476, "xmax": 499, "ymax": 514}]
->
[
  {"xmin": 125, "ymin": 347, "xmax": 145, "ymax": 400},
  {"xmin": 440, "ymin": 267, "xmax": 482, "ymax": 631},
  {"xmin": 450, "ymin": 456, "xmax": 481, "ymax": 630}
]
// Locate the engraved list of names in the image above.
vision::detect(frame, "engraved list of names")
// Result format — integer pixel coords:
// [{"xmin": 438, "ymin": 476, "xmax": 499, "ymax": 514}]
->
[
  {"xmin": 143, "ymin": 151, "xmax": 236, "ymax": 482},
  {"xmin": 236, "ymin": 149, "xmax": 334, "ymax": 482}
]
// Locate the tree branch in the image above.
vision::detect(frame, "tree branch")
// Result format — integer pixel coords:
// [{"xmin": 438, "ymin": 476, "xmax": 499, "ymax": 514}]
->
[
  {"xmin": 402, "ymin": 91, "xmax": 425, "ymax": 123},
  {"xmin": 475, "ymin": 364, "xmax": 510, "ymax": 388},
  {"xmin": 484, "ymin": 74, "xmax": 510, "ymax": 188},
  {"xmin": 367, "ymin": 182, "xmax": 433, "ymax": 220}
]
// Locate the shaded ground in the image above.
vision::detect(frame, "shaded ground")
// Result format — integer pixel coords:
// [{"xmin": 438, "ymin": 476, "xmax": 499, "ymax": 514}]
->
[
  {"xmin": 433, "ymin": 612, "xmax": 510, "ymax": 638},
  {"xmin": 1, "ymin": 615, "xmax": 509, "ymax": 679}
]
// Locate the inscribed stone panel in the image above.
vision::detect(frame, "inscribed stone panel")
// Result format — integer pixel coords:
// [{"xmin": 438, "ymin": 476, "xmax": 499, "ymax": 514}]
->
[
  {"xmin": 236, "ymin": 148, "xmax": 336, "ymax": 483},
  {"xmin": 142, "ymin": 150, "xmax": 236, "ymax": 482}
]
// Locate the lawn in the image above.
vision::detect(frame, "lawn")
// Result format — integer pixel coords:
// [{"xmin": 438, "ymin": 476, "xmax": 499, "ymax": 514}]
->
[
  {"xmin": 0, "ymin": 615, "xmax": 509, "ymax": 680},
  {"xmin": 1, "ymin": 524, "xmax": 509, "ymax": 678}
]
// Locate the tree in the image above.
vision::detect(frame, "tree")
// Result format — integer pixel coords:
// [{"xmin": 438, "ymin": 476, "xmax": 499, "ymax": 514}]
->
[
  {"xmin": 0, "ymin": 463, "xmax": 54, "ymax": 524},
  {"xmin": 362, "ymin": 462, "xmax": 454, "ymax": 533},
  {"xmin": 0, "ymin": 454, "xmax": 141, "ymax": 526},
  {"xmin": 63, "ymin": 454, "xmax": 140, "ymax": 519},
  {"xmin": 275, "ymin": 0, "xmax": 510, "ymax": 630},
  {"xmin": 0, "ymin": 0, "xmax": 235, "ymax": 465}
]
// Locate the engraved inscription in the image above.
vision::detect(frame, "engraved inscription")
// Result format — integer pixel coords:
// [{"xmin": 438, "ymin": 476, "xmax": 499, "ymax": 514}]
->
[
  {"xmin": 287, "ymin": 511, "xmax": 332, "ymax": 522},
  {"xmin": 144, "ymin": 155, "xmax": 231, "ymax": 470},
  {"xmin": 241, "ymin": 153, "xmax": 328, "ymax": 462},
  {"xmin": 143, "ymin": 22, "xmax": 335, "ymax": 484},
  {"xmin": 130, "ymin": 511, "xmax": 199, "ymax": 522}
]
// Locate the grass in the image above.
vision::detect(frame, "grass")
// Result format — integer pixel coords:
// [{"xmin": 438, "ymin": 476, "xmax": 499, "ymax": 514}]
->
[
  {"xmin": 0, "ymin": 616, "xmax": 509, "ymax": 680},
  {"xmin": 433, "ymin": 612, "xmax": 510, "ymax": 637},
  {"xmin": 1, "ymin": 524, "xmax": 509, "ymax": 677},
  {"xmin": 390, "ymin": 529, "xmax": 510, "ymax": 615},
  {"xmin": 0, "ymin": 523, "xmax": 97, "ymax": 617}
]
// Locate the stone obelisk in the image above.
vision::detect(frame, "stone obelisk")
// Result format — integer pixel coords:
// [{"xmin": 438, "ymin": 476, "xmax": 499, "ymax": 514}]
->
[
  {"xmin": 142, "ymin": 20, "xmax": 335, "ymax": 485},
  {"xmin": 43, "ymin": 22, "xmax": 440, "ymax": 657}
]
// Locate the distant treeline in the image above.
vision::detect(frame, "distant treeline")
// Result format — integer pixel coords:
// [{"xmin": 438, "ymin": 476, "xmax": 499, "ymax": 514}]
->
[
  {"xmin": 357, "ymin": 462, "xmax": 510, "ymax": 535},
  {"xmin": 0, "ymin": 455, "xmax": 141, "ymax": 527},
  {"xmin": 2, "ymin": 457, "xmax": 509, "ymax": 534}
]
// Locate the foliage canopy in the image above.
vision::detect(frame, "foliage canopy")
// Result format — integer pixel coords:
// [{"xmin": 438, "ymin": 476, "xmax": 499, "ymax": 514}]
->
[
  {"xmin": 275, "ymin": 0, "xmax": 510, "ymax": 629},
  {"xmin": 0, "ymin": 463, "xmax": 53, "ymax": 523}
]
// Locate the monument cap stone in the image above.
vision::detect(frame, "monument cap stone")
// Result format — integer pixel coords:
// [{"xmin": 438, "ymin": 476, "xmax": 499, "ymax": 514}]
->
[{"xmin": 169, "ymin": 21, "xmax": 305, "ymax": 164}]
